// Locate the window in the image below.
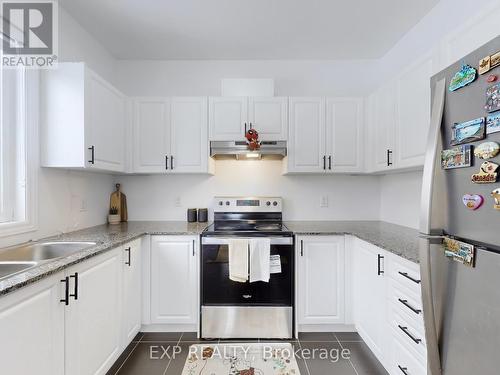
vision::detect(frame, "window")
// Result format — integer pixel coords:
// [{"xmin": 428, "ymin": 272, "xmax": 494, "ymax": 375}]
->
[{"xmin": 0, "ymin": 66, "xmax": 37, "ymax": 236}]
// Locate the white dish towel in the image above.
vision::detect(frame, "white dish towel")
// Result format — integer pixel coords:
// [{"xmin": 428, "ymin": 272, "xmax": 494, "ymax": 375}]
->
[
  {"xmin": 228, "ymin": 239, "xmax": 249, "ymax": 283},
  {"xmin": 249, "ymin": 238, "xmax": 271, "ymax": 283}
]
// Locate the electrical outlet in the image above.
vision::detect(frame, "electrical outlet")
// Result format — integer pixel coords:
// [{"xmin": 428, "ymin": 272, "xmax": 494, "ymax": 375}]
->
[
  {"xmin": 320, "ymin": 195, "xmax": 328, "ymax": 208},
  {"xmin": 175, "ymin": 197, "xmax": 182, "ymax": 207}
]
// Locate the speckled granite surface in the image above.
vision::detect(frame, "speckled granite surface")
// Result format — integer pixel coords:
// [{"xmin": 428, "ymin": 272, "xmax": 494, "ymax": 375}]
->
[
  {"xmin": 285, "ymin": 221, "xmax": 420, "ymax": 264},
  {"xmin": 0, "ymin": 221, "xmax": 209, "ymax": 296}
]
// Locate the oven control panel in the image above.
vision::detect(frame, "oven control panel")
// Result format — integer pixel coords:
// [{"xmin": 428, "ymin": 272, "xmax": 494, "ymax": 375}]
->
[{"xmin": 213, "ymin": 197, "xmax": 282, "ymax": 213}]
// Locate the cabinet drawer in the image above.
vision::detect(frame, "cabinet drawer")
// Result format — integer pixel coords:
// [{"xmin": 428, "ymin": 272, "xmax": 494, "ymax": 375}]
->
[
  {"xmin": 387, "ymin": 280, "xmax": 424, "ymax": 330},
  {"xmin": 389, "ymin": 310, "xmax": 426, "ymax": 361},
  {"xmin": 388, "ymin": 256, "xmax": 422, "ymax": 295},
  {"xmin": 390, "ymin": 336, "xmax": 427, "ymax": 375}
]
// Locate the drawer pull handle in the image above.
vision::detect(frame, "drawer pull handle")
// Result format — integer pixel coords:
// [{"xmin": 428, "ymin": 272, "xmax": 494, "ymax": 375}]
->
[
  {"xmin": 398, "ymin": 271, "xmax": 421, "ymax": 284},
  {"xmin": 125, "ymin": 247, "xmax": 131, "ymax": 266},
  {"xmin": 398, "ymin": 298, "xmax": 422, "ymax": 314},
  {"xmin": 398, "ymin": 365, "xmax": 410, "ymax": 375},
  {"xmin": 398, "ymin": 325, "xmax": 422, "ymax": 344},
  {"xmin": 60, "ymin": 277, "xmax": 70, "ymax": 305},
  {"xmin": 377, "ymin": 254, "xmax": 384, "ymax": 275},
  {"xmin": 69, "ymin": 272, "xmax": 78, "ymax": 300}
]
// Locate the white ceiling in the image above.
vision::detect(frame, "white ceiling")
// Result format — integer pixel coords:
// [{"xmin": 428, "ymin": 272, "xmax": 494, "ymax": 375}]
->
[{"xmin": 60, "ymin": 0, "xmax": 439, "ymax": 60}]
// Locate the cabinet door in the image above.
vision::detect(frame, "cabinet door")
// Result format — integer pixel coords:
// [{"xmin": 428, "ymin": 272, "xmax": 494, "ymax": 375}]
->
[
  {"xmin": 353, "ymin": 240, "xmax": 387, "ymax": 361},
  {"xmin": 86, "ymin": 70, "xmax": 126, "ymax": 172},
  {"xmin": 297, "ymin": 236, "xmax": 345, "ymax": 326},
  {"xmin": 122, "ymin": 239, "xmax": 142, "ymax": 347},
  {"xmin": 326, "ymin": 98, "xmax": 363, "ymax": 173},
  {"xmin": 170, "ymin": 97, "xmax": 209, "ymax": 173},
  {"xmin": 65, "ymin": 248, "xmax": 122, "ymax": 375},
  {"xmin": 248, "ymin": 97, "xmax": 288, "ymax": 141},
  {"xmin": 0, "ymin": 274, "xmax": 64, "ymax": 375},
  {"xmin": 395, "ymin": 57, "xmax": 432, "ymax": 169},
  {"xmin": 151, "ymin": 236, "xmax": 198, "ymax": 325},
  {"xmin": 209, "ymin": 97, "xmax": 248, "ymax": 140},
  {"xmin": 288, "ymin": 97, "xmax": 326, "ymax": 173},
  {"xmin": 132, "ymin": 98, "xmax": 171, "ymax": 173},
  {"xmin": 371, "ymin": 83, "xmax": 397, "ymax": 172}
]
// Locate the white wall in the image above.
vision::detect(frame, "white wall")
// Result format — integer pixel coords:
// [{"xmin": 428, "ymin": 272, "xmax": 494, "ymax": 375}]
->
[
  {"xmin": 0, "ymin": 7, "xmax": 116, "ymax": 248},
  {"xmin": 116, "ymin": 160, "xmax": 381, "ymax": 221}
]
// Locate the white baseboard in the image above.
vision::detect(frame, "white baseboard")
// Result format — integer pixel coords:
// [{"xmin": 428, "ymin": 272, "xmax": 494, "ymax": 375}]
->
[{"xmin": 298, "ymin": 324, "xmax": 356, "ymax": 332}]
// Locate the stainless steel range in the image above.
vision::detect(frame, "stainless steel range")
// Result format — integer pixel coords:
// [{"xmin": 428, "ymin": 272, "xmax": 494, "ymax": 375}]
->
[{"xmin": 200, "ymin": 197, "xmax": 294, "ymax": 339}]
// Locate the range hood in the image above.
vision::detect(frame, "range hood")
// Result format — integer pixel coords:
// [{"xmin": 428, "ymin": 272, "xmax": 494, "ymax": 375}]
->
[{"xmin": 210, "ymin": 141, "xmax": 287, "ymax": 160}]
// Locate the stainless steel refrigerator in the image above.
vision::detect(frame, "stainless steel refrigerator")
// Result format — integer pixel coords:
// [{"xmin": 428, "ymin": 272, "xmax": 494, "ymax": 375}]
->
[{"xmin": 420, "ymin": 35, "xmax": 500, "ymax": 375}]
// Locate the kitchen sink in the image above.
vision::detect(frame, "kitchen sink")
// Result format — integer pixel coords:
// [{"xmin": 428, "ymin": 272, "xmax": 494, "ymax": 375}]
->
[
  {"xmin": 0, "ymin": 241, "xmax": 96, "ymax": 263},
  {"xmin": 0, "ymin": 261, "xmax": 38, "ymax": 280}
]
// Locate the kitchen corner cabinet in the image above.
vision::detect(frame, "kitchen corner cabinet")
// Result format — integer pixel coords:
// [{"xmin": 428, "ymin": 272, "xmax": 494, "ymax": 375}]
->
[
  {"xmin": 150, "ymin": 236, "xmax": 198, "ymax": 327},
  {"xmin": 0, "ymin": 274, "xmax": 65, "ymax": 375},
  {"xmin": 121, "ymin": 238, "xmax": 142, "ymax": 346},
  {"xmin": 132, "ymin": 97, "xmax": 211, "ymax": 174},
  {"xmin": 209, "ymin": 96, "xmax": 288, "ymax": 141},
  {"xmin": 296, "ymin": 236, "xmax": 346, "ymax": 328},
  {"xmin": 286, "ymin": 97, "xmax": 363, "ymax": 174},
  {"xmin": 41, "ymin": 62, "xmax": 126, "ymax": 172}
]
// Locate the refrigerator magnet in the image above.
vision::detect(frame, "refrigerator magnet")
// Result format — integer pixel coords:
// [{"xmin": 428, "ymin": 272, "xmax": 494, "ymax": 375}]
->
[
  {"xmin": 479, "ymin": 56, "xmax": 491, "ymax": 75},
  {"xmin": 471, "ymin": 161, "xmax": 499, "ymax": 184},
  {"xmin": 462, "ymin": 194, "xmax": 484, "ymax": 210},
  {"xmin": 443, "ymin": 237, "xmax": 475, "ymax": 267},
  {"xmin": 486, "ymin": 74, "xmax": 497, "ymax": 83},
  {"xmin": 449, "ymin": 64, "xmax": 477, "ymax": 91},
  {"xmin": 441, "ymin": 145, "xmax": 472, "ymax": 169},
  {"xmin": 491, "ymin": 51, "xmax": 500, "ymax": 69},
  {"xmin": 485, "ymin": 83, "xmax": 500, "ymax": 113},
  {"xmin": 486, "ymin": 112, "xmax": 500, "ymax": 134},
  {"xmin": 451, "ymin": 117, "xmax": 485, "ymax": 146},
  {"xmin": 492, "ymin": 188, "xmax": 500, "ymax": 210},
  {"xmin": 474, "ymin": 142, "xmax": 500, "ymax": 160}
]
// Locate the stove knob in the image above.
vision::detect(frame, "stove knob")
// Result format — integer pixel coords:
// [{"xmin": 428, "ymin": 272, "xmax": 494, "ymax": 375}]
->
[
  {"xmin": 266, "ymin": 201, "xmax": 271, "ymax": 206},
  {"xmin": 226, "ymin": 201, "xmax": 230, "ymax": 206},
  {"xmin": 218, "ymin": 201, "xmax": 223, "ymax": 206},
  {"xmin": 273, "ymin": 201, "xmax": 278, "ymax": 206}
]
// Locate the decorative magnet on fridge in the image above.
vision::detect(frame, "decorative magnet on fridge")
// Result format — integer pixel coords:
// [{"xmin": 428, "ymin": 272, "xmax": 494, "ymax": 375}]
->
[
  {"xmin": 492, "ymin": 188, "xmax": 500, "ymax": 210},
  {"xmin": 486, "ymin": 112, "xmax": 500, "ymax": 134},
  {"xmin": 441, "ymin": 145, "xmax": 472, "ymax": 169},
  {"xmin": 471, "ymin": 161, "xmax": 499, "ymax": 184},
  {"xmin": 487, "ymin": 75, "xmax": 497, "ymax": 83},
  {"xmin": 485, "ymin": 83, "xmax": 500, "ymax": 113},
  {"xmin": 449, "ymin": 64, "xmax": 477, "ymax": 91},
  {"xmin": 474, "ymin": 142, "xmax": 500, "ymax": 160},
  {"xmin": 479, "ymin": 56, "xmax": 491, "ymax": 75},
  {"xmin": 491, "ymin": 51, "xmax": 500, "ymax": 70},
  {"xmin": 451, "ymin": 117, "xmax": 485, "ymax": 146},
  {"xmin": 443, "ymin": 237, "xmax": 475, "ymax": 267},
  {"xmin": 462, "ymin": 194, "xmax": 484, "ymax": 210}
]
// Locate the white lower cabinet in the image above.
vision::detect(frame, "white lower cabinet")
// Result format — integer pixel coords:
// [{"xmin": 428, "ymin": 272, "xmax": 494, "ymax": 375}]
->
[
  {"xmin": 0, "ymin": 274, "xmax": 65, "ymax": 375},
  {"xmin": 121, "ymin": 238, "xmax": 142, "ymax": 346},
  {"xmin": 150, "ymin": 236, "xmax": 198, "ymax": 327},
  {"xmin": 296, "ymin": 236, "xmax": 346, "ymax": 328},
  {"xmin": 65, "ymin": 247, "xmax": 123, "ymax": 375}
]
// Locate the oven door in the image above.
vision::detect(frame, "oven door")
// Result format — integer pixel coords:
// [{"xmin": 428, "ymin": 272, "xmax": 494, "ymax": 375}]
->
[{"xmin": 201, "ymin": 236, "xmax": 294, "ymax": 306}]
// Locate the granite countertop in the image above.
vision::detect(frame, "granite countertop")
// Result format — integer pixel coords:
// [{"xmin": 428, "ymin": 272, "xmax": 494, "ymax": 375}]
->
[
  {"xmin": 285, "ymin": 221, "xmax": 420, "ymax": 264},
  {"xmin": 0, "ymin": 221, "xmax": 209, "ymax": 296}
]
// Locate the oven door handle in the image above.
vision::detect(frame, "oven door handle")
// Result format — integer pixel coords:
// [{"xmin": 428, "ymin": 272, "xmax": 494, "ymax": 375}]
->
[{"xmin": 202, "ymin": 237, "xmax": 293, "ymax": 245}]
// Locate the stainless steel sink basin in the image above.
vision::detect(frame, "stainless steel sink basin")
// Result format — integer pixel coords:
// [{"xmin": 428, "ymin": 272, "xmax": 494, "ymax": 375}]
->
[
  {"xmin": 0, "ymin": 261, "xmax": 37, "ymax": 279},
  {"xmin": 0, "ymin": 241, "xmax": 96, "ymax": 262}
]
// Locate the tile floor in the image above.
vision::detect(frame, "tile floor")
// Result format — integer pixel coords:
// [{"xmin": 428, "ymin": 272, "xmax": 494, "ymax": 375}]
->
[{"xmin": 107, "ymin": 332, "xmax": 388, "ymax": 375}]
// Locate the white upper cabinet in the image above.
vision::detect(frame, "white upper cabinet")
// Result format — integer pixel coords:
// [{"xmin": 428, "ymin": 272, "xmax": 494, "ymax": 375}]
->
[
  {"xmin": 132, "ymin": 97, "xmax": 211, "ymax": 174},
  {"xmin": 133, "ymin": 98, "xmax": 171, "ymax": 173},
  {"xmin": 326, "ymin": 98, "xmax": 363, "ymax": 172},
  {"xmin": 248, "ymin": 97, "xmax": 288, "ymax": 140},
  {"xmin": 209, "ymin": 97, "xmax": 248, "ymax": 140},
  {"xmin": 286, "ymin": 97, "xmax": 326, "ymax": 173},
  {"xmin": 395, "ymin": 57, "xmax": 432, "ymax": 169},
  {"xmin": 41, "ymin": 63, "xmax": 126, "ymax": 172}
]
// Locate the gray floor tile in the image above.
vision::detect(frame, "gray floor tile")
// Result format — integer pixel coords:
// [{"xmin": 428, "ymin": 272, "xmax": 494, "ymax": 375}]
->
[
  {"xmin": 141, "ymin": 332, "xmax": 182, "ymax": 342},
  {"xmin": 342, "ymin": 342, "xmax": 389, "ymax": 375},
  {"xmin": 179, "ymin": 332, "xmax": 198, "ymax": 341},
  {"xmin": 106, "ymin": 340, "xmax": 139, "ymax": 375},
  {"xmin": 163, "ymin": 342, "xmax": 190, "ymax": 375},
  {"xmin": 299, "ymin": 341, "xmax": 357, "ymax": 375},
  {"xmin": 335, "ymin": 331, "xmax": 364, "ymax": 342},
  {"xmin": 298, "ymin": 332, "xmax": 336, "ymax": 342},
  {"xmin": 115, "ymin": 342, "xmax": 175, "ymax": 375}
]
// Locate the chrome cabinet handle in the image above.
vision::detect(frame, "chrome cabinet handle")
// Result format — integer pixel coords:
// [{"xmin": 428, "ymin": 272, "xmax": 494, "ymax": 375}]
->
[
  {"xmin": 60, "ymin": 277, "xmax": 70, "ymax": 305},
  {"xmin": 377, "ymin": 254, "xmax": 384, "ymax": 275},
  {"xmin": 69, "ymin": 272, "xmax": 78, "ymax": 300},
  {"xmin": 398, "ymin": 365, "xmax": 410, "ymax": 375},
  {"xmin": 398, "ymin": 298, "xmax": 421, "ymax": 314},
  {"xmin": 398, "ymin": 325, "xmax": 422, "ymax": 344},
  {"xmin": 398, "ymin": 271, "xmax": 421, "ymax": 284},
  {"xmin": 125, "ymin": 247, "xmax": 131, "ymax": 266},
  {"xmin": 88, "ymin": 146, "xmax": 95, "ymax": 164}
]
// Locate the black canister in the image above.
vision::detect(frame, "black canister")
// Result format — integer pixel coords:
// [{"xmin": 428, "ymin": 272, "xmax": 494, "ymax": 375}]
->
[
  {"xmin": 187, "ymin": 208, "xmax": 197, "ymax": 223},
  {"xmin": 198, "ymin": 208, "xmax": 208, "ymax": 222}
]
